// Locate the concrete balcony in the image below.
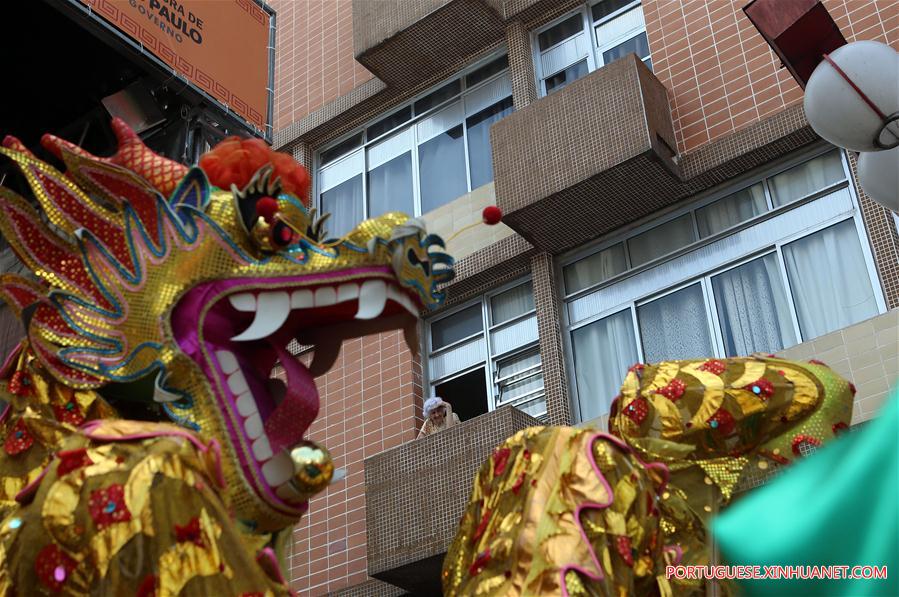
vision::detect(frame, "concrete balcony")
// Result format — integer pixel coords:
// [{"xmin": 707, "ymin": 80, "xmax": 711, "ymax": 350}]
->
[
  {"xmin": 351, "ymin": 0, "xmax": 504, "ymax": 87},
  {"xmin": 491, "ymin": 54, "xmax": 681, "ymax": 253},
  {"xmin": 364, "ymin": 406, "xmax": 539, "ymax": 594}
]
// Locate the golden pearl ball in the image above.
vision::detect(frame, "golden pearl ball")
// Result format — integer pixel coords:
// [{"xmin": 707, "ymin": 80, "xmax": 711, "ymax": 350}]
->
[{"xmin": 289, "ymin": 441, "xmax": 334, "ymax": 500}]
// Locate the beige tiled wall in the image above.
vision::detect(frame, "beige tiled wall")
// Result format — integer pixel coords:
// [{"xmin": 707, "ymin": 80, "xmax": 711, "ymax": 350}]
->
[
  {"xmin": 778, "ymin": 309, "xmax": 898, "ymax": 425},
  {"xmin": 420, "ymin": 183, "xmax": 516, "ymax": 262}
]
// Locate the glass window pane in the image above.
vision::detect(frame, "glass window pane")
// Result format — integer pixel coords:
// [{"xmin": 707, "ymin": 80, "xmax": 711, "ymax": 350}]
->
[
  {"xmin": 431, "ymin": 304, "xmax": 483, "ymax": 350},
  {"xmin": 638, "ymin": 284, "xmax": 714, "ymax": 362},
  {"xmin": 592, "ymin": 0, "xmax": 636, "ymax": 21},
  {"xmin": 627, "ymin": 213, "xmax": 696, "ymax": 267},
  {"xmin": 496, "ymin": 351, "xmax": 543, "ymax": 405},
  {"xmin": 545, "ymin": 59, "xmax": 589, "ymax": 93},
  {"xmin": 490, "ymin": 282, "xmax": 534, "ymax": 324},
  {"xmin": 782, "ymin": 219, "xmax": 879, "ymax": 340},
  {"xmin": 572, "ymin": 309, "xmax": 638, "ymax": 420},
  {"xmin": 601, "ymin": 31, "xmax": 650, "ymax": 64},
  {"xmin": 696, "ymin": 183, "xmax": 768, "ymax": 238},
  {"xmin": 515, "ymin": 395, "xmax": 547, "ymax": 418},
  {"xmin": 414, "ymin": 80, "xmax": 462, "ymax": 115},
  {"xmin": 538, "ymin": 13, "xmax": 584, "ymax": 51},
  {"xmin": 466, "ymin": 97, "xmax": 513, "ymax": 189},
  {"xmin": 320, "ymin": 133, "xmax": 363, "ymax": 166},
  {"xmin": 418, "ymin": 124, "xmax": 467, "ymax": 213},
  {"xmin": 466, "ymin": 55, "xmax": 509, "ymax": 88},
  {"xmin": 366, "ymin": 106, "xmax": 412, "ymax": 141},
  {"xmin": 769, "ymin": 151, "xmax": 845, "ymax": 207},
  {"xmin": 368, "ymin": 152, "xmax": 413, "ymax": 218},
  {"xmin": 563, "ymin": 243, "xmax": 627, "ymax": 294},
  {"xmin": 711, "ymin": 254, "xmax": 797, "ymax": 356},
  {"xmin": 320, "ymin": 174, "xmax": 363, "ymax": 239}
]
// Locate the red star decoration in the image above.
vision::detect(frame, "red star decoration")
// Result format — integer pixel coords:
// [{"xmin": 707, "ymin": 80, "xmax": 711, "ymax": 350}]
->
[
  {"xmin": 4, "ymin": 418, "xmax": 34, "ymax": 456},
  {"xmin": 88, "ymin": 484, "xmax": 132, "ymax": 530},
  {"xmin": 623, "ymin": 397, "xmax": 650, "ymax": 425},
  {"xmin": 655, "ymin": 378, "xmax": 687, "ymax": 401},
  {"xmin": 8, "ymin": 370, "xmax": 35, "ymax": 397},
  {"xmin": 35, "ymin": 544, "xmax": 76, "ymax": 592},
  {"xmin": 698, "ymin": 359, "xmax": 726, "ymax": 375}
]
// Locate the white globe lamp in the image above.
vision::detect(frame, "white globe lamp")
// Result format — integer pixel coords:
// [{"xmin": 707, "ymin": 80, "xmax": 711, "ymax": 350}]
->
[
  {"xmin": 803, "ymin": 41, "xmax": 899, "ymax": 152},
  {"xmin": 858, "ymin": 147, "xmax": 899, "ymax": 212}
]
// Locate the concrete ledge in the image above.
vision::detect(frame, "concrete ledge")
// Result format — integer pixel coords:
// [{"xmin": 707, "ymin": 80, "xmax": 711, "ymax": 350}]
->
[{"xmin": 364, "ymin": 406, "xmax": 539, "ymax": 593}]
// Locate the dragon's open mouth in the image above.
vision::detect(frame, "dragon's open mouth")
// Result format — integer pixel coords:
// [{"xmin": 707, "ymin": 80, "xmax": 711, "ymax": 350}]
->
[{"xmin": 171, "ymin": 266, "xmax": 420, "ymax": 513}]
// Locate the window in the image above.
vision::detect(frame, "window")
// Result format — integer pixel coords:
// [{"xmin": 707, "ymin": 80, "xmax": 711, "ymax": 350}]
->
[
  {"xmin": 426, "ymin": 280, "xmax": 546, "ymax": 421},
  {"xmin": 533, "ymin": 1, "xmax": 650, "ymax": 96},
  {"xmin": 561, "ymin": 149, "xmax": 885, "ymax": 421},
  {"xmin": 316, "ymin": 54, "xmax": 513, "ymax": 237}
]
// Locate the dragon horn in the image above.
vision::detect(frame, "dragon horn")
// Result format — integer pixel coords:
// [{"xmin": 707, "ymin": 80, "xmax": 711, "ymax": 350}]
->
[{"xmin": 42, "ymin": 118, "xmax": 189, "ymax": 198}]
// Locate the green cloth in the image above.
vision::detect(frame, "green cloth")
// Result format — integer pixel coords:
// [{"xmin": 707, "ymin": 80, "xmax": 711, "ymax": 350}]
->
[{"xmin": 713, "ymin": 390, "xmax": 899, "ymax": 596}]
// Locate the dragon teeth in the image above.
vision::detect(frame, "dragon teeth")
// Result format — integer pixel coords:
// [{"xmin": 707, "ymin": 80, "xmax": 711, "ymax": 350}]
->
[
  {"xmin": 235, "ymin": 392, "xmax": 257, "ymax": 417},
  {"xmin": 228, "ymin": 281, "xmax": 418, "ymax": 341},
  {"xmin": 355, "ymin": 280, "xmax": 387, "ymax": 320},
  {"xmin": 227, "ymin": 369, "xmax": 250, "ymax": 395},
  {"xmin": 215, "ymin": 350, "xmax": 239, "ymax": 375},
  {"xmin": 262, "ymin": 452, "xmax": 294, "ymax": 486},
  {"xmin": 229, "ymin": 292, "xmax": 256, "ymax": 312},
  {"xmin": 252, "ymin": 437, "xmax": 273, "ymax": 461},
  {"xmin": 314, "ymin": 287, "xmax": 337, "ymax": 306},
  {"xmin": 231, "ymin": 291, "xmax": 291, "ymax": 341},
  {"xmin": 244, "ymin": 413, "xmax": 264, "ymax": 440}
]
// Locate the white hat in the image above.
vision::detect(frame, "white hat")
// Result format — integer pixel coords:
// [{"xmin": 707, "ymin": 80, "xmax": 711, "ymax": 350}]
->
[{"xmin": 423, "ymin": 397, "xmax": 444, "ymax": 415}]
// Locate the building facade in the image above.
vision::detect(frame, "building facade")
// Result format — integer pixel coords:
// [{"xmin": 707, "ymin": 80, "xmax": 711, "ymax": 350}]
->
[
  {"xmin": 266, "ymin": 0, "xmax": 898, "ymax": 594},
  {"xmin": 270, "ymin": 1, "xmax": 898, "ymax": 594}
]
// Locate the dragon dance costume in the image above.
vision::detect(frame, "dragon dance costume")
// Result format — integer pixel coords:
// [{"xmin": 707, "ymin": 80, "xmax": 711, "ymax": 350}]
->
[
  {"xmin": 443, "ymin": 357, "xmax": 857, "ymax": 596},
  {"xmin": 0, "ymin": 116, "xmax": 869, "ymax": 597},
  {"xmin": 0, "ymin": 119, "xmax": 453, "ymax": 595}
]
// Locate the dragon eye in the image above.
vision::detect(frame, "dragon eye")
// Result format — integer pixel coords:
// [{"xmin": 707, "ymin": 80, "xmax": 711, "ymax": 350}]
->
[{"xmin": 271, "ymin": 220, "xmax": 294, "ymax": 248}]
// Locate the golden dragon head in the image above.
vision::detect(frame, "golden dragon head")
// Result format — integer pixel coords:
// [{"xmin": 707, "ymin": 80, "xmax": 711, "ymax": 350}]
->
[{"xmin": 0, "ymin": 119, "xmax": 453, "ymax": 531}]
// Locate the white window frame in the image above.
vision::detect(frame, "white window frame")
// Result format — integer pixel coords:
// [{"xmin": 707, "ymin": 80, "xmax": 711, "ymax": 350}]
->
[
  {"xmin": 314, "ymin": 50, "xmax": 513, "ymax": 236},
  {"xmin": 560, "ymin": 146, "xmax": 888, "ymax": 423},
  {"xmin": 424, "ymin": 279, "xmax": 546, "ymax": 419},
  {"xmin": 531, "ymin": 0, "xmax": 649, "ymax": 96}
]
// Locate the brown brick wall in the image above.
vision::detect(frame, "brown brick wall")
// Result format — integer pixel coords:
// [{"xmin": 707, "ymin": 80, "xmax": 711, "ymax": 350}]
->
[
  {"xmin": 643, "ymin": 0, "xmax": 898, "ymax": 153},
  {"xmin": 286, "ymin": 330, "xmax": 423, "ymax": 595},
  {"xmin": 270, "ymin": 0, "xmax": 373, "ymax": 131}
]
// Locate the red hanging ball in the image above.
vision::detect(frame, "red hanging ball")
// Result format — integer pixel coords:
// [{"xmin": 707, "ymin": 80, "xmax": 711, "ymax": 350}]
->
[
  {"xmin": 482, "ymin": 205, "xmax": 502, "ymax": 225},
  {"xmin": 256, "ymin": 197, "xmax": 279, "ymax": 222}
]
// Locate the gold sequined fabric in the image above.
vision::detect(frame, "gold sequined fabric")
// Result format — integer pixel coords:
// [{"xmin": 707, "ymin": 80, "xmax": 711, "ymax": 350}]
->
[
  {"xmin": 445, "ymin": 357, "xmax": 854, "ymax": 596},
  {"xmin": 0, "ymin": 419, "xmax": 288, "ymax": 596}
]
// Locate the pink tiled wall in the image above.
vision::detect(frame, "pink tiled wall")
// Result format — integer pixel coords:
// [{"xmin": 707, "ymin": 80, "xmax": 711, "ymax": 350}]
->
[
  {"xmin": 644, "ymin": 0, "xmax": 898, "ymax": 152},
  {"xmin": 269, "ymin": 0, "xmax": 373, "ymax": 131}
]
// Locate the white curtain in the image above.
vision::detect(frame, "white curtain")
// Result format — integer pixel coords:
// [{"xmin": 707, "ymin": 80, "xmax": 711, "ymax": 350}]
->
[
  {"xmin": 563, "ymin": 243, "xmax": 627, "ymax": 294},
  {"xmin": 572, "ymin": 309, "xmax": 638, "ymax": 421},
  {"xmin": 491, "ymin": 282, "xmax": 534, "ymax": 324},
  {"xmin": 696, "ymin": 183, "xmax": 767, "ymax": 238},
  {"xmin": 368, "ymin": 152, "xmax": 413, "ymax": 217},
  {"xmin": 783, "ymin": 219, "xmax": 879, "ymax": 340},
  {"xmin": 321, "ymin": 174, "xmax": 363, "ymax": 238},
  {"xmin": 769, "ymin": 150, "xmax": 844, "ymax": 207},
  {"xmin": 638, "ymin": 283, "xmax": 713, "ymax": 363},
  {"xmin": 711, "ymin": 254, "xmax": 797, "ymax": 356}
]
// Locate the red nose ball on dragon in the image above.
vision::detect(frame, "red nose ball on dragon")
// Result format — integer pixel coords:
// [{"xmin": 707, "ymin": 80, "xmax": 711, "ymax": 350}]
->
[{"xmin": 0, "ymin": 118, "xmax": 453, "ymax": 595}]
